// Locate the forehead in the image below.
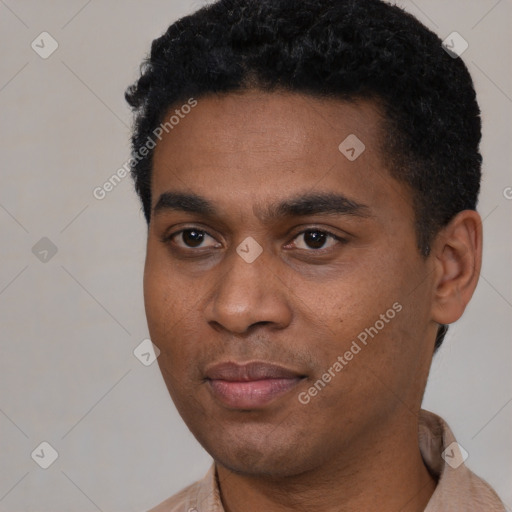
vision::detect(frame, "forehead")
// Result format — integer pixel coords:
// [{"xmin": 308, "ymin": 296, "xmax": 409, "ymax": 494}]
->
[
  {"xmin": 150, "ymin": 90, "xmax": 411, "ymax": 223},
  {"xmin": 153, "ymin": 90, "xmax": 383, "ymax": 167}
]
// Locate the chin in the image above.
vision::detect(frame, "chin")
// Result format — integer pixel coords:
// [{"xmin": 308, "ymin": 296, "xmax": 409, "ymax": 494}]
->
[
  {"xmin": 216, "ymin": 452, "xmax": 310, "ymax": 479},
  {"xmin": 196, "ymin": 426, "xmax": 317, "ymax": 478}
]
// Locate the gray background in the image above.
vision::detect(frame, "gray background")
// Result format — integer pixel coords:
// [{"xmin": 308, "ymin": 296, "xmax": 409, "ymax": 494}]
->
[{"xmin": 0, "ymin": 0, "xmax": 510, "ymax": 510}]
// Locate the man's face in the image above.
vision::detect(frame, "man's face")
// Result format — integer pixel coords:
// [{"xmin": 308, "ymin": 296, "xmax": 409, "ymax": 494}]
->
[{"xmin": 145, "ymin": 90, "xmax": 438, "ymax": 477}]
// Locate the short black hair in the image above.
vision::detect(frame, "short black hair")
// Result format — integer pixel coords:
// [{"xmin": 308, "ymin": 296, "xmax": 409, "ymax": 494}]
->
[{"xmin": 125, "ymin": 0, "xmax": 482, "ymax": 352}]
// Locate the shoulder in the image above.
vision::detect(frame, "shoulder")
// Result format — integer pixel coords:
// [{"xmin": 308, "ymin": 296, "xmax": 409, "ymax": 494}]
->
[
  {"xmin": 146, "ymin": 463, "xmax": 221, "ymax": 512},
  {"xmin": 146, "ymin": 479, "xmax": 200, "ymax": 512},
  {"xmin": 420, "ymin": 409, "xmax": 506, "ymax": 511}
]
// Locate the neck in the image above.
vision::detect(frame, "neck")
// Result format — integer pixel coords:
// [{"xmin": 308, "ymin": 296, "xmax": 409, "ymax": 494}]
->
[{"xmin": 216, "ymin": 411, "xmax": 437, "ymax": 512}]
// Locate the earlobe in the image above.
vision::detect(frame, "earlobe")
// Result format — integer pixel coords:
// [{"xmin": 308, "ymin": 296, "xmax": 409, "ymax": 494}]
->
[{"xmin": 430, "ymin": 210, "xmax": 482, "ymax": 325}]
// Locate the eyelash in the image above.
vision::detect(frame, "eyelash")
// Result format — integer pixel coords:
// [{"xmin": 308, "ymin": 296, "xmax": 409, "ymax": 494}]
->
[{"xmin": 161, "ymin": 227, "xmax": 347, "ymax": 254}]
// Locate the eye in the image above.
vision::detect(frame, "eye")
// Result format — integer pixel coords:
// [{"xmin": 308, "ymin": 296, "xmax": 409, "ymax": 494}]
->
[
  {"xmin": 288, "ymin": 229, "xmax": 344, "ymax": 251},
  {"xmin": 163, "ymin": 227, "xmax": 345, "ymax": 253},
  {"xmin": 167, "ymin": 228, "xmax": 220, "ymax": 249}
]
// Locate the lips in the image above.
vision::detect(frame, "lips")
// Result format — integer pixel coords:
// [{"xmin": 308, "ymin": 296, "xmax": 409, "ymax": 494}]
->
[
  {"xmin": 205, "ymin": 361, "xmax": 305, "ymax": 409},
  {"xmin": 206, "ymin": 361, "xmax": 302, "ymax": 381}
]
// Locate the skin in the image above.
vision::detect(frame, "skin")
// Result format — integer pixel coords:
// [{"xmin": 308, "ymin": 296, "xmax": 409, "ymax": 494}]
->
[{"xmin": 144, "ymin": 90, "xmax": 482, "ymax": 512}]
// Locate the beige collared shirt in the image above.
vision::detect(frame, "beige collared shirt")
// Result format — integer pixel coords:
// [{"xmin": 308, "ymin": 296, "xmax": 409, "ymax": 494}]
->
[{"xmin": 147, "ymin": 409, "xmax": 506, "ymax": 511}]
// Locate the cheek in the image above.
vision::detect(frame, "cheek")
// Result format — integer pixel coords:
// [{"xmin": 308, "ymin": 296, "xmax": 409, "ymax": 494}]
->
[
  {"xmin": 143, "ymin": 264, "xmax": 172, "ymax": 338},
  {"xmin": 143, "ymin": 250, "xmax": 197, "ymax": 369},
  {"xmin": 296, "ymin": 254, "xmax": 423, "ymax": 379},
  {"xmin": 296, "ymin": 261, "xmax": 393, "ymax": 342},
  {"xmin": 144, "ymin": 239, "xmax": 192, "ymax": 328}
]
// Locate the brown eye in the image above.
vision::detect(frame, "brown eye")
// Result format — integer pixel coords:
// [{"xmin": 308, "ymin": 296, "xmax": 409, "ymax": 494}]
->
[
  {"xmin": 181, "ymin": 229, "xmax": 206, "ymax": 248},
  {"xmin": 303, "ymin": 230, "xmax": 328, "ymax": 249},
  {"xmin": 292, "ymin": 229, "xmax": 340, "ymax": 250},
  {"xmin": 168, "ymin": 229, "xmax": 220, "ymax": 249}
]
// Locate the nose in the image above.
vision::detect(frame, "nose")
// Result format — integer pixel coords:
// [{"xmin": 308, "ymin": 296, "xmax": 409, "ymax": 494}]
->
[{"xmin": 204, "ymin": 244, "xmax": 293, "ymax": 335}]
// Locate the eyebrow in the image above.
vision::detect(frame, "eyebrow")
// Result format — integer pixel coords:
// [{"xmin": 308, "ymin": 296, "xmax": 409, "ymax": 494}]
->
[{"xmin": 153, "ymin": 191, "xmax": 372, "ymax": 222}]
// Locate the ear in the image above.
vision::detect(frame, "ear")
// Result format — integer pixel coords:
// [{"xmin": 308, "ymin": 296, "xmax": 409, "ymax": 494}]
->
[{"xmin": 430, "ymin": 210, "xmax": 482, "ymax": 325}]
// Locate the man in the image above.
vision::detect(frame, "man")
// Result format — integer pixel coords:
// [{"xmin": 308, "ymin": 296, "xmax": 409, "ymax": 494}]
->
[{"xmin": 125, "ymin": 0, "xmax": 506, "ymax": 510}]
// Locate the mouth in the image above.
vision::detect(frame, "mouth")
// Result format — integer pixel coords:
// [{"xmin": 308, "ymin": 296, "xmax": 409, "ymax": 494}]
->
[{"xmin": 204, "ymin": 361, "xmax": 307, "ymax": 409}]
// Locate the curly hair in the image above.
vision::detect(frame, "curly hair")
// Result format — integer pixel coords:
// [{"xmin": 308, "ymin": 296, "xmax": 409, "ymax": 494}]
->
[{"xmin": 125, "ymin": 0, "xmax": 482, "ymax": 351}]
